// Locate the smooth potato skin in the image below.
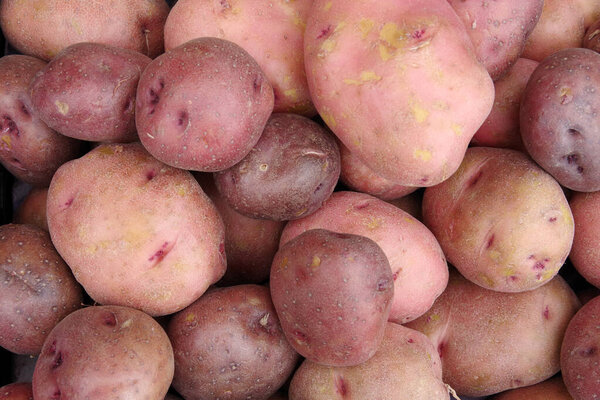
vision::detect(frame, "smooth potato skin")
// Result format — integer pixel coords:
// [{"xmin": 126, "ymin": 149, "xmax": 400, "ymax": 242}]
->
[
  {"xmin": 584, "ymin": 19, "xmax": 600, "ymax": 52},
  {"xmin": 0, "ymin": 382, "xmax": 33, "ymax": 400},
  {"xmin": 570, "ymin": 191, "xmax": 600, "ymax": 288},
  {"xmin": 168, "ymin": 285, "xmax": 299, "ymax": 400},
  {"xmin": 13, "ymin": 188, "xmax": 48, "ymax": 231},
  {"xmin": 164, "ymin": 0, "xmax": 315, "ymax": 116},
  {"xmin": 423, "ymin": 147, "xmax": 573, "ymax": 292},
  {"xmin": 489, "ymin": 375, "xmax": 573, "ymax": 400},
  {"xmin": 406, "ymin": 270, "xmax": 580, "ymax": 397},
  {"xmin": 520, "ymin": 48, "xmax": 600, "ymax": 192},
  {"xmin": 29, "ymin": 43, "xmax": 151, "ymax": 143},
  {"xmin": 288, "ymin": 323, "xmax": 448, "ymax": 400},
  {"xmin": 0, "ymin": 0, "xmax": 169, "ymax": 60},
  {"xmin": 304, "ymin": 0, "xmax": 494, "ymax": 186},
  {"xmin": 574, "ymin": 0, "xmax": 600, "ymax": 28},
  {"xmin": 32, "ymin": 305, "xmax": 174, "ymax": 400}
]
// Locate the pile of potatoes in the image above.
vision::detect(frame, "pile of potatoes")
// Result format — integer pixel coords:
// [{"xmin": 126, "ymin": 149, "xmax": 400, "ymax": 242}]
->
[{"xmin": 1, "ymin": 0, "xmax": 600, "ymax": 399}]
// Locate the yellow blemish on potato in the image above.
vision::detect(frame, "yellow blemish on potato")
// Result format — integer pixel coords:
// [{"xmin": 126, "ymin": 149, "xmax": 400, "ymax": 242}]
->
[
  {"xmin": 541, "ymin": 269, "xmax": 555, "ymax": 281},
  {"xmin": 323, "ymin": 1, "xmax": 332, "ymax": 11},
  {"xmin": 97, "ymin": 147, "xmax": 114, "ymax": 155},
  {"xmin": 358, "ymin": 19, "xmax": 374, "ymax": 39},
  {"xmin": 343, "ymin": 71, "xmax": 382, "ymax": 86},
  {"xmin": 321, "ymin": 112, "xmax": 336, "ymax": 128},
  {"xmin": 1, "ymin": 135, "xmax": 11, "ymax": 148},
  {"xmin": 413, "ymin": 149, "xmax": 432, "ymax": 162},
  {"xmin": 479, "ymin": 274, "xmax": 496, "ymax": 287},
  {"xmin": 502, "ymin": 267, "xmax": 515, "ymax": 277},
  {"xmin": 488, "ymin": 250, "xmax": 501, "ymax": 261},
  {"xmin": 364, "ymin": 216, "xmax": 382, "ymax": 230},
  {"xmin": 320, "ymin": 38, "xmax": 336, "ymax": 54},
  {"xmin": 311, "ymin": 255, "xmax": 321, "ymax": 269},
  {"xmin": 378, "ymin": 44, "xmax": 393, "ymax": 61},
  {"xmin": 280, "ymin": 256, "xmax": 289, "ymax": 270},
  {"xmin": 284, "ymin": 89, "xmax": 298, "ymax": 100},
  {"xmin": 295, "ymin": 207, "xmax": 308, "ymax": 217},
  {"xmin": 121, "ymin": 319, "xmax": 133, "ymax": 329},
  {"xmin": 410, "ymin": 101, "xmax": 429, "ymax": 124},
  {"xmin": 292, "ymin": 16, "xmax": 306, "ymax": 29},
  {"xmin": 451, "ymin": 123, "xmax": 463, "ymax": 136},
  {"xmin": 380, "ymin": 23, "xmax": 405, "ymax": 48},
  {"xmin": 55, "ymin": 100, "xmax": 69, "ymax": 115},
  {"xmin": 404, "ymin": 216, "xmax": 415, "ymax": 224},
  {"xmin": 429, "ymin": 314, "xmax": 440, "ymax": 322},
  {"xmin": 561, "ymin": 204, "xmax": 573, "ymax": 226},
  {"xmin": 248, "ymin": 297, "xmax": 262, "ymax": 306},
  {"xmin": 70, "ymin": 18, "xmax": 83, "ymax": 35}
]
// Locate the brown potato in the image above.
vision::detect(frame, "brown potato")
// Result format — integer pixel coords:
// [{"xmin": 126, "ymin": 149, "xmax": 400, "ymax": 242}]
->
[{"xmin": 13, "ymin": 188, "xmax": 48, "ymax": 232}]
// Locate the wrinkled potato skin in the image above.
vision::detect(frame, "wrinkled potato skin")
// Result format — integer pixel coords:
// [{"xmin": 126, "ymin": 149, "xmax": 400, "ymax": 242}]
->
[
  {"xmin": 0, "ymin": 224, "xmax": 82, "ymax": 355},
  {"xmin": 448, "ymin": 0, "xmax": 542, "ymax": 80},
  {"xmin": 472, "ymin": 58, "xmax": 538, "ymax": 151},
  {"xmin": 406, "ymin": 270, "xmax": 580, "ymax": 397},
  {"xmin": 0, "ymin": 0, "xmax": 169, "ymax": 60},
  {"xmin": 304, "ymin": 0, "xmax": 494, "ymax": 186},
  {"xmin": 489, "ymin": 375, "xmax": 573, "ymax": 400},
  {"xmin": 423, "ymin": 147, "xmax": 574, "ymax": 292},
  {"xmin": 522, "ymin": 0, "xmax": 585, "ymax": 61},
  {"xmin": 214, "ymin": 113, "xmax": 340, "ymax": 221},
  {"xmin": 29, "ymin": 43, "xmax": 151, "ymax": 143},
  {"xmin": 584, "ymin": 19, "xmax": 600, "ymax": 53},
  {"xmin": 47, "ymin": 143, "xmax": 226, "ymax": 316},
  {"xmin": 13, "ymin": 188, "xmax": 48, "ymax": 231},
  {"xmin": 136, "ymin": 37, "xmax": 274, "ymax": 172},
  {"xmin": 281, "ymin": 191, "xmax": 448, "ymax": 324},
  {"xmin": 164, "ymin": 0, "xmax": 315, "ymax": 116},
  {"xmin": 0, "ymin": 55, "xmax": 81, "ymax": 187},
  {"xmin": 0, "ymin": 382, "xmax": 33, "ymax": 400},
  {"xmin": 521, "ymin": 48, "xmax": 600, "ymax": 192},
  {"xmin": 570, "ymin": 191, "xmax": 600, "ymax": 288},
  {"xmin": 288, "ymin": 323, "xmax": 448, "ymax": 400},
  {"xmin": 32, "ymin": 305, "xmax": 174, "ymax": 400},
  {"xmin": 168, "ymin": 285, "xmax": 299, "ymax": 400}
]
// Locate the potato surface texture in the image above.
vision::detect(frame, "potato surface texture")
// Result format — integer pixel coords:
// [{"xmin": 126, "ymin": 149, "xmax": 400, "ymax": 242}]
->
[
  {"xmin": 304, "ymin": 0, "xmax": 494, "ymax": 186},
  {"xmin": 46, "ymin": 143, "xmax": 226, "ymax": 316},
  {"xmin": 0, "ymin": 382, "xmax": 33, "ymax": 400},
  {"xmin": 570, "ymin": 191, "xmax": 600, "ymax": 288},
  {"xmin": 489, "ymin": 375, "xmax": 573, "ymax": 399},
  {"xmin": 584, "ymin": 19, "xmax": 600, "ymax": 52}
]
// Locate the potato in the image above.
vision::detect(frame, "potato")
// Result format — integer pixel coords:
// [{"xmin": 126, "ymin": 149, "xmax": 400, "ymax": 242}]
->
[
  {"xmin": 574, "ymin": 0, "xmax": 600, "ymax": 28},
  {"xmin": 584, "ymin": 18, "xmax": 600, "ymax": 53},
  {"xmin": 561, "ymin": 295, "xmax": 600, "ymax": 400},
  {"xmin": 32, "ymin": 305, "xmax": 174, "ymax": 400},
  {"xmin": 304, "ymin": 0, "xmax": 494, "ymax": 186},
  {"xmin": 288, "ymin": 323, "xmax": 449, "ymax": 400},
  {"xmin": 0, "ymin": 224, "xmax": 83, "ymax": 356},
  {"xmin": 0, "ymin": 382, "xmax": 32, "ymax": 400},
  {"xmin": 29, "ymin": 43, "xmax": 151, "ymax": 143},
  {"xmin": 472, "ymin": 58, "xmax": 538, "ymax": 151},
  {"xmin": 168, "ymin": 284, "xmax": 299, "ymax": 400},
  {"xmin": 489, "ymin": 375, "xmax": 573, "ymax": 399},
  {"xmin": 164, "ymin": 0, "xmax": 315, "ymax": 116},
  {"xmin": 406, "ymin": 270, "xmax": 580, "ymax": 397},
  {"xmin": 422, "ymin": 147, "xmax": 573, "ymax": 292},
  {"xmin": 0, "ymin": 0, "xmax": 169, "ymax": 60},
  {"xmin": 386, "ymin": 189, "xmax": 423, "ymax": 221},
  {"xmin": 0, "ymin": 55, "xmax": 81, "ymax": 187},
  {"xmin": 570, "ymin": 191, "xmax": 600, "ymax": 289},
  {"xmin": 448, "ymin": 0, "xmax": 543, "ymax": 80},
  {"xmin": 214, "ymin": 113, "xmax": 340, "ymax": 221},
  {"xmin": 13, "ymin": 187, "xmax": 48, "ymax": 231},
  {"xmin": 46, "ymin": 143, "xmax": 226, "ymax": 316},
  {"xmin": 522, "ymin": 0, "xmax": 585, "ymax": 61},
  {"xmin": 136, "ymin": 37, "xmax": 274, "ymax": 172},
  {"xmin": 281, "ymin": 191, "xmax": 448, "ymax": 324},
  {"xmin": 520, "ymin": 48, "xmax": 600, "ymax": 192},
  {"xmin": 271, "ymin": 228, "xmax": 394, "ymax": 367}
]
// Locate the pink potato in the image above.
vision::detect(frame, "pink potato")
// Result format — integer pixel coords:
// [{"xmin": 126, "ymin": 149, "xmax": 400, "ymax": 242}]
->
[
  {"xmin": 288, "ymin": 323, "xmax": 449, "ymax": 400},
  {"xmin": 32, "ymin": 305, "xmax": 174, "ymax": 400},
  {"xmin": 164, "ymin": 0, "xmax": 315, "ymax": 116},
  {"xmin": 422, "ymin": 147, "xmax": 573, "ymax": 292},
  {"xmin": 574, "ymin": 0, "xmax": 600, "ymax": 28},
  {"xmin": 29, "ymin": 43, "xmax": 151, "ymax": 143},
  {"xmin": 489, "ymin": 375, "xmax": 573, "ymax": 399},
  {"xmin": 569, "ymin": 191, "xmax": 600, "ymax": 288},
  {"xmin": 472, "ymin": 58, "xmax": 538, "ymax": 151},
  {"xmin": 136, "ymin": 37, "xmax": 274, "ymax": 172},
  {"xmin": 46, "ymin": 143, "xmax": 226, "ymax": 316},
  {"xmin": 0, "ymin": 382, "xmax": 32, "ymax": 400},
  {"xmin": 406, "ymin": 270, "xmax": 580, "ymax": 397},
  {"xmin": 13, "ymin": 187, "xmax": 48, "ymax": 232},
  {"xmin": 304, "ymin": 0, "xmax": 494, "ymax": 187},
  {"xmin": 448, "ymin": 0, "xmax": 543, "ymax": 81},
  {"xmin": 584, "ymin": 19, "xmax": 600, "ymax": 53},
  {"xmin": 0, "ymin": 55, "xmax": 81, "ymax": 187}
]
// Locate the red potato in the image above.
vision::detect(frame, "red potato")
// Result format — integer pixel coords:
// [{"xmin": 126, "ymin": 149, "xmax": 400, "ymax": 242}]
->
[
  {"xmin": 406, "ymin": 270, "xmax": 580, "ymax": 397},
  {"xmin": 0, "ymin": 0, "xmax": 169, "ymax": 60},
  {"xmin": 584, "ymin": 19, "xmax": 600, "ymax": 53},
  {"xmin": 0, "ymin": 382, "xmax": 32, "ymax": 400},
  {"xmin": 423, "ymin": 147, "xmax": 573, "ymax": 293},
  {"xmin": 569, "ymin": 191, "xmax": 600, "ymax": 288},
  {"xmin": 489, "ymin": 375, "xmax": 573, "ymax": 399},
  {"xmin": 164, "ymin": 0, "xmax": 315, "ymax": 116},
  {"xmin": 304, "ymin": 0, "xmax": 494, "ymax": 187},
  {"xmin": 136, "ymin": 37, "xmax": 274, "ymax": 172},
  {"xmin": 13, "ymin": 187, "xmax": 48, "ymax": 231},
  {"xmin": 281, "ymin": 191, "xmax": 448, "ymax": 324},
  {"xmin": 46, "ymin": 143, "xmax": 226, "ymax": 316}
]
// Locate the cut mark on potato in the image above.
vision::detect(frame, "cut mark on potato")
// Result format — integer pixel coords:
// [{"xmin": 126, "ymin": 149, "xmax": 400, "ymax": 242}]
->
[
  {"xmin": 148, "ymin": 240, "xmax": 177, "ymax": 268},
  {"xmin": 543, "ymin": 305, "xmax": 550, "ymax": 320},
  {"xmin": 1, "ymin": 115, "xmax": 19, "ymax": 137},
  {"xmin": 317, "ymin": 25, "xmax": 333, "ymax": 39},
  {"xmin": 334, "ymin": 374, "xmax": 348, "ymax": 397},
  {"xmin": 578, "ymin": 346, "xmax": 598, "ymax": 357},
  {"xmin": 102, "ymin": 311, "xmax": 117, "ymax": 327},
  {"xmin": 51, "ymin": 351, "xmax": 63, "ymax": 369}
]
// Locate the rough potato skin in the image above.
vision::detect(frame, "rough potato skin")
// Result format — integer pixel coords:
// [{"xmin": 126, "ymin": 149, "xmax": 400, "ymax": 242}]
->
[
  {"xmin": 32, "ymin": 305, "xmax": 174, "ymax": 400},
  {"xmin": 168, "ymin": 285, "xmax": 299, "ymax": 400},
  {"xmin": 271, "ymin": 229, "xmax": 394, "ymax": 367},
  {"xmin": 570, "ymin": 191, "xmax": 600, "ymax": 288},
  {"xmin": 214, "ymin": 113, "xmax": 340, "ymax": 221},
  {"xmin": 0, "ymin": 55, "xmax": 81, "ymax": 187},
  {"xmin": 406, "ymin": 270, "xmax": 580, "ymax": 397},
  {"xmin": 0, "ymin": 0, "xmax": 169, "ymax": 60},
  {"xmin": 521, "ymin": 48, "xmax": 600, "ymax": 192},
  {"xmin": 423, "ymin": 147, "xmax": 574, "ymax": 292},
  {"xmin": 0, "ymin": 224, "xmax": 83, "ymax": 355},
  {"xmin": 584, "ymin": 19, "xmax": 600, "ymax": 54},
  {"xmin": 136, "ymin": 37, "xmax": 274, "ymax": 172},
  {"xmin": 0, "ymin": 382, "xmax": 33, "ymax": 400},
  {"xmin": 288, "ymin": 323, "xmax": 449, "ymax": 400},
  {"xmin": 489, "ymin": 375, "xmax": 573, "ymax": 400},
  {"xmin": 13, "ymin": 187, "xmax": 48, "ymax": 231},
  {"xmin": 29, "ymin": 43, "xmax": 151, "ymax": 143},
  {"xmin": 46, "ymin": 143, "xmax": 226, "ymax": 316}
]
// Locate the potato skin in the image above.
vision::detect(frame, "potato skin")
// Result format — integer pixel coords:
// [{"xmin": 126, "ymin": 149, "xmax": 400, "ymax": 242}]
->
[
  {"xmin": 168, "ymin": 284, "xmax": 299, "ymax": 400},
  {"xmin": 271, "ymin": 228, "xmax": 394, "ymax": 367},
  {"xmin": 489, "ymin": 375, "xmax": 573, "ymax": 400},
  {"xmin": 32, "ymin": 305, "xmax": 174, "ymax": 400},
  {"xmin": 136, "ymin": 37, "xmax": 274, "ymax": 172},
  {"xmin": 570, "ymin": 191, "xmax": 600, "ymax": 288},
  {"xmin": 214, "ymin": 113, "xmax": 340, "ymax": 221},
  {"xmin": 406, "ymin": 270, "xmax": 580, "ymax": 397},
  {"xmin": 29, "ymin": 43, "xmax": 151, "ymax": 143},
  {"xmin": 423, "ymin": 147, "xmax": 573, "ymax": 292},
  {"xmin": 0, "ymin": 382, "xmax": 33, "ymax": 400},
  {"xmin": 0, "ymin": 224, "xmax": 83, "ymax": 355},
  {"xmin": 584, "ymin": 19, "xmax": 600, "ymax": 54},
  {"xmin": 13, "ymin": 187, "xmax": 48, "ymax": 231},
  {"xmin": 46, "ymin": 143, "xmax": 226, "ymax": 316},
  {"xmin": 521, "ymin": 48, "xmax": 600, "ymax": 192},
  {"xmin": 0, "ymin": 0, "xmax": 169, "ymax": 60}
]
